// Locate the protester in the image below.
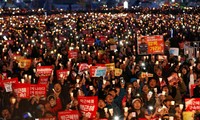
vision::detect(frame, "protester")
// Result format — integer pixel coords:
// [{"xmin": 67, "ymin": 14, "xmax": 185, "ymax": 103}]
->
[{"xmin": 0, "ymin": 6, "xmax": 199, "ymax": 120}]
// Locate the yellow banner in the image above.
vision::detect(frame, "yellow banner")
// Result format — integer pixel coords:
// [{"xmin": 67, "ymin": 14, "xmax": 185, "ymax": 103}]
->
[
  {"xmin": 115, "ymin": 68, "xmax": 122, "ymax": 76},
  {"xmin": 105, "ymin": 63, "xmax": 115, "ymax": 72}
]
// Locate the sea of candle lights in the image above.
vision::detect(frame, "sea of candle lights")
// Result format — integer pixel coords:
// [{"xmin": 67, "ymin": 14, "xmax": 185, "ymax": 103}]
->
[{"xmin": 0, "ymin": 6, "xmax": 199, "ymax": 120}]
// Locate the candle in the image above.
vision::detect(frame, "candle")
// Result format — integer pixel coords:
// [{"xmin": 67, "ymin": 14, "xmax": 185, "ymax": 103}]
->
[
  {"xmin": 21, "ymin": 79, "xmax": 25, "ymax": 83},
  {"xmin": 109, "ymin": 108, "xmax": 113, "ymax": 116},
  {"xmin": 128, "ymin": 88, "xmax": 132, "ymax": 94},
  {"xmin": 137, "ymin": 79, "xmax": 140, "ymax": 84},
  {"xmin": 179, "ymin": 104, "xmax": 184, "ymax": 110},
  {"xmin": 169, "ymin": 116, "xmax": 174, "ymax": 120},
  {"xmin": 190, "ymin": 66, "xmax": 193, "ymax": 70},
  {"xmin": 104, "ymin": 108, "xmax": 108, "ymax": 113},
  {"xmin": 89, "ymin": 86, "xmax": 93, "ymax": 90},
  {"xmin": 162, "ymin": 91, "xmax": 166, "ymax": 96},
  {"xmin": 124, "ymin": 107, "xmax": 128, "ymax": 112},
  {"xmin": 24, "ymin": 74, "xmax": 28, "ymax": 79},
  {"xmin": 28, "ymin": 75, "xmax": 32, "ymax": 80},
  {"xmin": 159, "ymin": 78, "xmax": 162, "ymax": 82},
  {"xmin": 33, "ymin": 79, "xmax": 35, "ymax": 84},
  {"xmin": 178, "ymin": 73, "xmax": 181, "ymax": 77},
  {"xmin": 154, "ymin": 88, "xmax": 157, "ymax": 93},
  {"xmin": 155, "ymin": 61, "xmax": 159, "ymax": 65},
  {"xmin": 76, "ymin": 78, "xmax": 80, "ymax": 83},
  {"xmin": 171, "ymin": 101, "xmax": 175, "ymax": 105},
  {"xmin": 70, "ymin": 92, "xmax": 73, "ymax": 97},
  {"xmin": 178, "ymin": 56, "xmax": 181, "ymax": 61},
  {"xmin": 112, "ymin": 80, "xmax": 115, "ymax": 85},
  {"xmin": 103, "ymin": 79, "xmax": 106, "ymax": 84}
]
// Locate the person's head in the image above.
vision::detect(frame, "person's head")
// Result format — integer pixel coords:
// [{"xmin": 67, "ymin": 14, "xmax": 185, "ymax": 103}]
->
[
  {"xmin": 105, "ymin": 94, "xmax": 113, "ymax": 104},
  {"xmin": 181, "ymin": 67, "xmax": 188, "ymax": 75},
  {"xmin": 2, "ymin": 64, "xmax": 7, "ymax": 72},
  {"xmin": 98, "ymin": 99, "xmax": 106, "ymax": 109},
  {"xmin": 1, "ymin": 108, "xmax": 11, "ymax": 119},
  {"xmin": 108, "ymin": 89, "xmax": 117, "ymax": 98},
  {"xmin": 47, "ymin": 95, "xmax": 56, "ymax": 107},
  {"xmin": 54, "ymin": 83, "xmax": 62, "ymax": 93},
  {"xmin": 132, "ymin": 98, "xmax": 143, "ymax": 110},
  {"xmin": 163, "ymin": 96, "xmax": 173, "ymax": 108},
  {"xmin": 148, "ymin": 78, "xmax": 157, "ymax": 88},
  {"xmin": 162, "ymin": 85, "xmax": 169, "ymax": 95},
  {"xmin": 142, "ymin": 84, "xmax": 149, "ymax": 93},
  {"xmin": 155, "ymin": 67, "xmax": 162, "ymax": 77}
]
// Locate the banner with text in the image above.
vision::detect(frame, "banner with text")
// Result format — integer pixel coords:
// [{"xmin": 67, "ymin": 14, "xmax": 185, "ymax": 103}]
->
[
  {"xmin": 185, "ymin": 98, "xmax": 200, "ymax": 111},
  {"xmin": 68, "ymin": 49, "xmax": 78, "ymax": 59},
  {"xmin": 78, "ymin": 96, "xmax": 98, "ymax": 119},
  {"xmin": 56, "ymin": 70, "xmax": 69, "ymax": 80},
  {"xmin": 30, "ymin": 84, "xmax": 46, "ymax": 97},
  {"xmin": 13, "ymin": 83, "xmax": 30, "ymax": 98},
  {"xmin": 137, "ymin": 35, "xmax": 164, "ymax": 55},
  {"xmin": 36, "ymin": 66, "xmax": 53, "ymax": 77},
  {"xmin": 58, "ymin": 110, "xmax": 79, "ymax": 120}
]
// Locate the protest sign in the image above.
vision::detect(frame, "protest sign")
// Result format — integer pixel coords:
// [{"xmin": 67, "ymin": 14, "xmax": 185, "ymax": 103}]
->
[
  {"xmin": 36, "ymin": 66, "xmax": 53, "ymax": 77},
  {"xmin": 18, "ymin": 59, "xmax": 32, "ymax": 68},
  {"xmin": 105, "ymin": 63, "xmax": 115, "ymax": 72},
  {"xmin": 38, "ymin": 76, "xmax": 49, "ymax": 84},
  {"xmin": 183, "ymin": 111, "xmax": 195, "ymax": 120},
  {"xmin": 78, "ymin": 96, "xmax": 98, "ymax": 119},
  {"xmin": 185, "ymin": 98, "xmax": 200, "ymax": 111},
  {"xmin": 89, "ymin": 64, "xmax": 105, "ymax": 77},
  {"xmin": 99, "ymin": 36, "xmax": 107, "ymax": 42},
  {"xmin": 110, "ymin": 45, "xmax": 117, "ymax": 51},
  {"xmin": 37, "ymin": 117, "xmax": 56, "ymax": 120},
  {"xmin": 141, "ymin": 72, "xmax": 153, "ymax": 78},
  {"xmin": 85, "ymin": 37, "xmax": 95, "ymax": 46},
  {"xmin": 169, "ymin": 48, "xmax": 179, "ymax": 56},
  {"xmin": 137, "ymin": 35, "xmax": 164, "ymax": 55},
  {"xmin": 56, "ymin": 70, "xmax": 69, "ymax": 80},
  {"xmin": 158, "ymin": 55, "xmax": 167, "ymax": 61},
  {"xmin": 30, "ymin": 84, "xmax": 46, "ymax": 97},
  {"xmin": 78, "ymin": 63, "xmax": 89, "ymax": 74},
  {"xmin": 94, "ymin": 67, "xmax": 107, "ymax": 77},
  {"xmin": 115, "ymin": 68, "xmax": 122, "ymax": 76},
  {"xmin": 2, "ymin": 78, "xmax": 18, "ymax": 92},
  {"xmin": 58, "ymin": 110, "xmax": 79, "ymax": 120},
  {"xmin": 68, "ymin": 49, "xmax": 78, "ymax": 59},
  {"xmin": 13, "ymin": 83, "xmax": 30, "ymax": 98}
]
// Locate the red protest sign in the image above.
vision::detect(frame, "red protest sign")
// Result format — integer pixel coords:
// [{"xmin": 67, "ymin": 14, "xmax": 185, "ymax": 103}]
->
[
  {"xmin": 13, "ymin": 83, "xmax": 30, "ymax": 98},
  {"xmin": 137, "ymin": 35, "xmax": 164, "ymax": 55},
  {"xmin": 78, "ymin": 96, "xmax": 98, "ymax": 119},
  {"xmin": 37, "ymin": 117, "xmax": 56, "ymax": 120},
  {"xmin": 78, "ymin": 63, "xmax": 89, "ymax": 74},
  {"xmin": 85, "ymin": 38, "xmax": 95, "ymax": 46},
  {"xmin": 2, "ymin": 77, "xmax": 18, "ymax": 87},
  {"xmin": 58, "ymin": 110, "xmax": 79, "ymax": 120},
  {"xmin": 99, "ymin": 36, "xmax": 107, "ymax": 42},
  {"xmin": 185, "ymin": 98, "xmax": 200, "ymax": 111},
  {"xmin": 30, "ymin": 84, "xmax": 46, "ymax": 97},
  {"xmin": 36, "ymin": 66, "xmax": 53, "ymax": 77},
  {"xmin": 56, "ymin": 70, "xmax": 69, "ymax": 80},
  {"xmin": 68, "ymin": 49, "xmax": 78, "ymax": 59},
  {"xmin": 38, "ymin": 76, "xmax": 49, "ymax": 85}
]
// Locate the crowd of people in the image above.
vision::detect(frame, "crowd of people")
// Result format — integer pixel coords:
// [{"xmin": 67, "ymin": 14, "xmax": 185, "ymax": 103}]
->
[{"xmin": 0, "ymin": 6, "xmax": 200, "ymax": 120}]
